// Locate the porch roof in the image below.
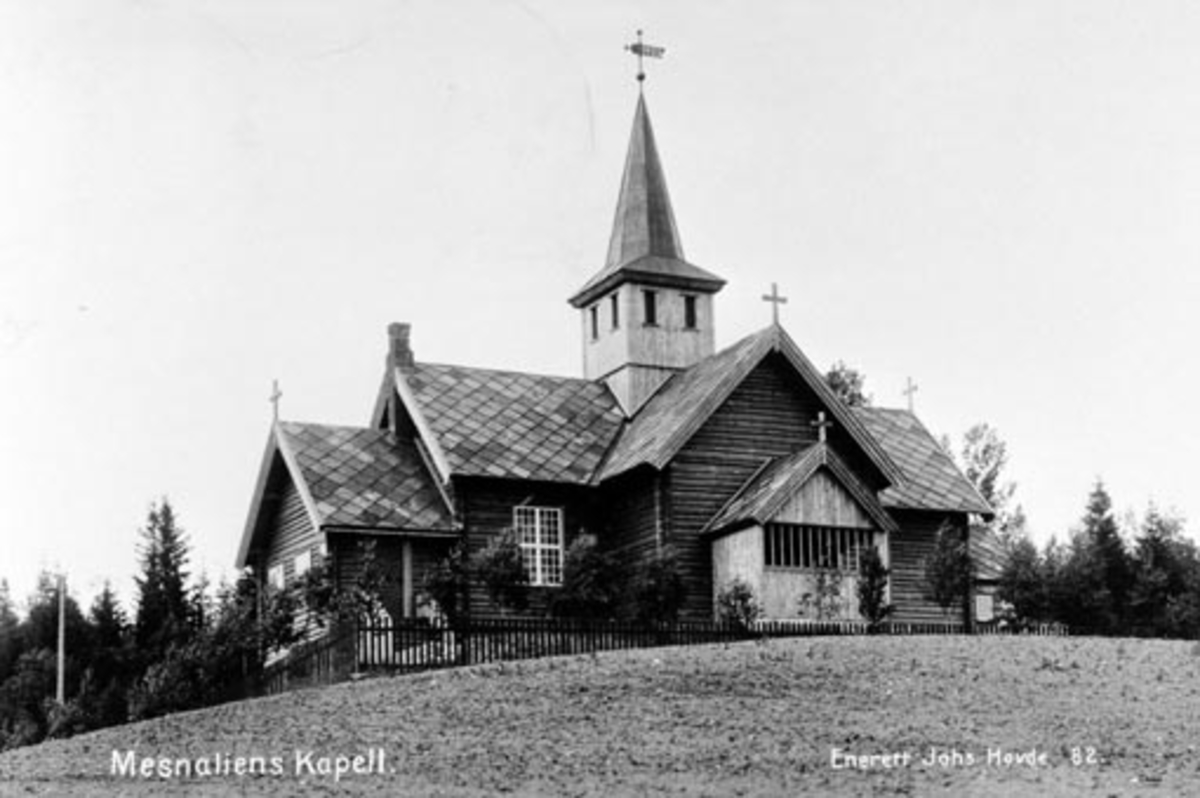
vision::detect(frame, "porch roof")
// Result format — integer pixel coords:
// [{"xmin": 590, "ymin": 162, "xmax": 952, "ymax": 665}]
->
[{"xmin": 704, "ymin": 442, "xmax": 899, "ymax": 536}]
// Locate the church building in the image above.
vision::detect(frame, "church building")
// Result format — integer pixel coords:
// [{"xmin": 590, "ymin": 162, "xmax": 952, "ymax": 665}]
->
[{"xmin": 237, "ymin": 76, "xmax": 992, "ymax": 628}]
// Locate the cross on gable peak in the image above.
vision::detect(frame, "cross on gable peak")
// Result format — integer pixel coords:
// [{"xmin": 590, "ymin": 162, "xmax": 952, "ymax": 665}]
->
[
  {"xmin": 762, "ymin": 282, "xmax": 788, "ymax": 325},
  {"xmin": 270, "ymin": 379, "xmax": 282, "ymax": 423},
  {"xmin": 903, "ymin": 377, "xmax": 919, "ymax": 412},
  {"xmin": 811, "ymin": 410, "xmax": 834, "ymax": 444}
]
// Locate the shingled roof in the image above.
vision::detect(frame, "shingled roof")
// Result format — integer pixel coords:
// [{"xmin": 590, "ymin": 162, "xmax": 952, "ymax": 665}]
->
[
  {"xmin": 404, "ymin": 363, "xmax": 625, "ymax": 484},
  {"xmin": 277, "ymin": 422, "xmax": 455, "ymax": 531},
  {"xmin": 970, "ymin": 525, "xmax": 1009, "ymax": 582},
  {"xmin": 596, "ymin": 326, "xmax": 903, "ymax": 485},
  {"xmin": 705, "ymin": 442, "xmax": 898, "ymax": 536},
  {"xmin": 853, "ymin": 407, "xmax": 993, "ymax": 517}
]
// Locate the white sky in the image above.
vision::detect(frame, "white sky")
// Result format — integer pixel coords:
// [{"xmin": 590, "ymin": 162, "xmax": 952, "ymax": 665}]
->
[{"xmin": 3, "ymin": 1, "xmax": 1199, "ymax": 612}]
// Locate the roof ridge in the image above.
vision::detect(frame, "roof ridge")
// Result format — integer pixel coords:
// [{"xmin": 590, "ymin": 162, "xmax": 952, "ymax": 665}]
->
[
  {"xmin": 413, "ymin": 360, "xmax": 598, "ymax": 385},
  {"xmin": 277, "ymin": 420, "xmax": 379, "ymax": 433}
]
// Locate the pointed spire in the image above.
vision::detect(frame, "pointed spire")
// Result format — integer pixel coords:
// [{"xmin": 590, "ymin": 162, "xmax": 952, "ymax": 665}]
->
[
  {"xmin": 568, "ymin": 91, "xmax": 723, "ymax": 311},
  {"xmin": 604, "ymin": 94, "xmax": 684, "ymax": 271}
]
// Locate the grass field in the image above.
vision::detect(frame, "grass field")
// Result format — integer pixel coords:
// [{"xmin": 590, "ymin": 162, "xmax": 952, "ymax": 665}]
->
[{"xmin": 1, "ymin": 635, "xmax": 1198, "ymax": 796}]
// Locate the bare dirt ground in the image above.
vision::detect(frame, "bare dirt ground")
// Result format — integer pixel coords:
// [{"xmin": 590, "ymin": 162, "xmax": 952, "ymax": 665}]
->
[{"xmin": 2, "ymin": 635, "xmax": 1199, "ymax": 796}]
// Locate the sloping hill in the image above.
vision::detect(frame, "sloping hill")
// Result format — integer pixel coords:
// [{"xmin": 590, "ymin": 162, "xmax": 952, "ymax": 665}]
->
[{"xmin": 2, "ymin": 635, "xmax": 1198, "ymax": 796}]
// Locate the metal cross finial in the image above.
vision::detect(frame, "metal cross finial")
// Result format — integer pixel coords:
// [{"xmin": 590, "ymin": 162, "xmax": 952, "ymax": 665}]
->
[
  {"xmin": 762, "ymin": 282, "xmax": 788, "ymax": 325},
  {"xmin": 270, "ymin": 379, "xmax": 282, "ymax": 422},
  {"xmin": 812, "ymin": 411, "xmax": 834, "ymax": 444},
  {"xmin": 625, "ymin": 30, "xmax": 665, "ymax": 86},
  {"xmin": 903, "ymin": 377, "xmax": 919, "ymax": 413}
]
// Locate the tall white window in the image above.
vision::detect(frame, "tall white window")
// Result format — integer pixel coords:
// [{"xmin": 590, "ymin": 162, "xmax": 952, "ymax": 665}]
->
[{"xmin": 513, "ymin": 506, "xmax": 564, "ymax": 586}]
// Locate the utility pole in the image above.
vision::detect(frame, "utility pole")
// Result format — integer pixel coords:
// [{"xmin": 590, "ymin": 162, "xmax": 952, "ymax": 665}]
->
[{"xmin": 56, "ymin": 572, "xmax": 65, "ymax": 705}]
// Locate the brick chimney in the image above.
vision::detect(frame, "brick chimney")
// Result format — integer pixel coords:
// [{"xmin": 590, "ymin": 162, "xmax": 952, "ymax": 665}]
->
[{"xmin": 388, "ymin": 322, "xmax": 414, "ymax": 370}]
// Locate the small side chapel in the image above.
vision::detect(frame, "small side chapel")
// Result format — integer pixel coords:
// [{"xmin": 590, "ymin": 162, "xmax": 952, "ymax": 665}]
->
[{"xmin": 237, "ymin": 58, "xmax": 992, "ymax": 628}]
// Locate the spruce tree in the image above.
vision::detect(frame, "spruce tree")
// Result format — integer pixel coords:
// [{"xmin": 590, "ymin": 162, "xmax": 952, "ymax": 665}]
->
[
  {"xmin": 1081, "ymin": 481, "xmax": 1133, "ymax": 632},
  {"xmin": 134, "ymin": 498, "xmax": 192, "ymax": 656}
]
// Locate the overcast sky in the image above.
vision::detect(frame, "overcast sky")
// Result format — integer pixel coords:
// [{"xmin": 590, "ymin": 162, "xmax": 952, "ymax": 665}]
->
[{"xmin": 3, "ymin": 1, "xmax": 1199, "ymax": 611}]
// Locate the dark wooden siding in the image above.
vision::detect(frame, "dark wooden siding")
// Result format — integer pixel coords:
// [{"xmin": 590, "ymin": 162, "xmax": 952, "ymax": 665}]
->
[
  {"xmin": 456, "ymin": 477, "xmax": 594, "ymax": 617},
  {"xmin": 668, "ymin": 355, "xmax": 830, "ymax": 618},
  {"xmin": 255, "ymin": 473, "xmax": 323, "ymax": 635},
  {"xmin": 599, "ymin": 468, "xmax": 660, "ymax": 571},
  {"xmin": 682, "ymin": 353, "xmax": 822, "ymax": 458},
  {"xmin": 888, "ymin": 510, "xmax": 968, "ymax": 624},
  {"xmin": 260, "ymin": 474, "xmax": 320, "ymax": 587}
]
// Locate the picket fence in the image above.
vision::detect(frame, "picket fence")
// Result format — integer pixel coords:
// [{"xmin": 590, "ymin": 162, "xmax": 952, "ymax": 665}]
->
[{"xmin": 258, "ymin": 615, "xmax": 1067, "ymax": 696}]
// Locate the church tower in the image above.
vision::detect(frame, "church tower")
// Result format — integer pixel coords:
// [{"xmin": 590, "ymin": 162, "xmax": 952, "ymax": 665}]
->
[{"xmin": 569, "ymin": 93, "xmax": 725, "ymax": 415}]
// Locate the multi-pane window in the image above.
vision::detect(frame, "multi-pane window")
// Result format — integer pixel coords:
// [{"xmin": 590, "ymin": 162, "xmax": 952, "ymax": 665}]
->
[
  {"xmin": 514, "ymin": 506, "xmax": 564, "ymax": 586},
  {"xmin": 642, "ymin": 290, "xmax": 658, "ymax": 326},
  {"xmin": 764, "ymin": 523, "xmax": 874, "ymax": 572},
  {"xmin": 610, "ymin": 293, "xmax": 620, "ymax": 329},
  {"xmin": 294, "ymin": 550, "xmax": 312, "ymax": 577},
  {"xmin": 684, "ymin": 295, "xmax": 697, "ymax": 329},
  {"xmin": 267, "ymin": 564, "xmax": 285, "ymax": 590}
]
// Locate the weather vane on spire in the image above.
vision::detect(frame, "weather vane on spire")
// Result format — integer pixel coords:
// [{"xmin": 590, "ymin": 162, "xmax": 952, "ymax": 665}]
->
[{"xmin": 625, "ymin": 29, "xmax": 665, "ymax": 86}]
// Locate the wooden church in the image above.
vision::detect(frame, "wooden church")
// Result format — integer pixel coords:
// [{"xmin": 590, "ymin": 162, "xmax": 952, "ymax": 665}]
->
[{"xmin": 237, "ymin": 77, "xmax": 993, "ymax": 628}]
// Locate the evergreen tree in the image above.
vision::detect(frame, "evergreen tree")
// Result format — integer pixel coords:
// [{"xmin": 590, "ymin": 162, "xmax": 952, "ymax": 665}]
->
[
  {"xmin": 1040, "ymin": 535, "xmax": 1071, "ymax": 625},
  {"xmin": 1081, "ymin": 481, "xmax": 1133, "ymax": 632},
  {"xmin": 134, "ymin": 498, "xmax": 192, "ymax": 656},
  {"xmin": 83, "ymin": 582, "xmax": 132, "ymax": 728},
  {"xmin": 997, "ymin": 534, "xmax": 1047, "ymax": 625},
  {"xmin": 89, "ymin": 583, "xmax": 126, "ymax": 652},
  {"xmin": 1129, "ymin": 506, "xmax": 1199, "ymax": 636},
  {"xmin": 21, "ymin": 572, "xmax": 89, "ymax": 663}
]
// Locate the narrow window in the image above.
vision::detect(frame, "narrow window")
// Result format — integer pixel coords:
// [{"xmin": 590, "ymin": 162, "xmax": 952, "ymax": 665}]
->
[
  {"xmin": 293, "ymin": 550, "xmax": 312, "ymax": 577},
  {"xmin": 684, "ymin": 295, "xmax": 697, "ymax": 329},
  {"xmin": 643, "ymin": 290, "xmax": 657, "ymax": 326},
  {"xmin": 610, "ymin": 293, "xmax": 619, "ymax": 330},
  {"xmin": 589, "ymin": 305, "xmax": 599, "ymax": 340}
]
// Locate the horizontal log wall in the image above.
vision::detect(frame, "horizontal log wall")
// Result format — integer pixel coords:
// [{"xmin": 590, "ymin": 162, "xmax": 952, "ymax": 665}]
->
[
  {"xmin": 260, "ymin": 467, "xmax": 318, "ymax": 582},
  {"xmin": 457, "ymin": 477, "xmax": 593, "ymax": 617},
  {"xmin": 888, "ymin": 510, "xmax": 967, "ymax": 624},
  {"xmin": 599, "ymin": 468, "xmax": 660, "ymax": 574},
  {"xmin": 669, "ymin": 355, "xmax": 825, "ymax": 619}
]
